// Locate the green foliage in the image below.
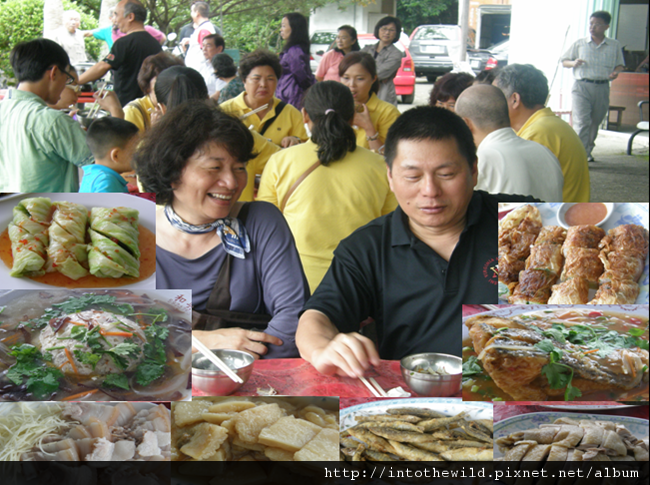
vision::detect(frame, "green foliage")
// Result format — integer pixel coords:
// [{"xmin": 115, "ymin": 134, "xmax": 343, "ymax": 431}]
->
[
  {"xmin": 397, "ymin": 0, "xmax": 457, "ymax": 36},
  {"xmin": 0, "ymin": 0, "xmax": 100, "ymax": 80}
]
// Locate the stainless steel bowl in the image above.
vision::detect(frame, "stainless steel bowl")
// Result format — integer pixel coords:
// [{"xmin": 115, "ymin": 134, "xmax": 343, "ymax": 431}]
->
[
  {"xmin": 192, "ymin": 349, "xmax": 254, "ymax": 396},
  {"xmin": 76, "ymin": 109, "xmax": 109, "ymax": 129},
  {"xmin": 400, "ymin": 353, "xmax": 462, "ymax": 397}
]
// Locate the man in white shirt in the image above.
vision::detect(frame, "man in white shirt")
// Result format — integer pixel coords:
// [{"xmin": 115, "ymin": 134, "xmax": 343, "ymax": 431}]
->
[
  {"xmin": 198, "ymin": 33, "xmax": 227, "ymax": 98},
  {"xmin": 183, "ymin": 1, "xmax": 219, "ymax": 72},
  {"xmin": 51, "ymin": 10, "xmax": 87, "ymax": 65},
  {"xmin": 560, "ymin": 10, "xmax": 625, "ymax": 162},
  {"xmin": 455, "ymin": 84, "xmax": 564, "ymax": 202}
]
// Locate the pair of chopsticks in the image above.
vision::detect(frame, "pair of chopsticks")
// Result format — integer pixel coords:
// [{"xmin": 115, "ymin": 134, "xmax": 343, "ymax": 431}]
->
[
  {"xmin": 87, "ymin": 83, "xmax": 107, "ymax": 118},
  {"xmin": 239, "ymin": 103, "xmax": 269, "ymax": 120},
  {"xmin": 191, "ymin": 335, "xmax": 243, "ymax": 384},
  {"xmin": 359, "ymin": 376, "xmax": 388, "ymax": 397}
]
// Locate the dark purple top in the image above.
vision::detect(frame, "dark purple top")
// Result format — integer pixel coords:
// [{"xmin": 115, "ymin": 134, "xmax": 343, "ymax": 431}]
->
[
  {"xmin": 156, "ymin": 202, "xmax": 310, "ymax": 358},
  {"xmin": 276, "ymin": 45, "xmax": 315, "ymax": 109}
]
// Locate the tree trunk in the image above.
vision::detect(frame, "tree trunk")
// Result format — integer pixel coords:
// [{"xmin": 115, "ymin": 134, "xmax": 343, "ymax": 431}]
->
[{"xmin": 43, "ymin": 0, "xmax": 64, "ymax": 39}]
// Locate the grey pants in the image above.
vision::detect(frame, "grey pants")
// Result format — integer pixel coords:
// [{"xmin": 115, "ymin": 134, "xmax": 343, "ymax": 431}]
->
[{"xmin": 571, "ymin": 80, "xmax": 610, "ymax": 158}]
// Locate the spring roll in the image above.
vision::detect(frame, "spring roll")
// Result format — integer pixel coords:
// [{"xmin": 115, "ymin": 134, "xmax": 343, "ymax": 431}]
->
[
  {"xmin": 8, "ymin": 197, "xmax": 53, "ymax": 277},
  {"xmin": 548, "ymin": 277, "xmax": 589, "ymax": 304},
  {"xmin": 45, "ymin": 201, "xmax": 89, "ymax": 280},
  {"xmin": 560, "ymin": 247, "xmax": 604, "ymax": 287},
  {"xmin": 563, "ymin": 225, "xmax": 605, "ymax": 249}
]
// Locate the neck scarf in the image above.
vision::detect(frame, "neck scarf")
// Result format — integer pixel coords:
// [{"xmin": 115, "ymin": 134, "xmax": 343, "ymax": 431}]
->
[{"xmin": 164, "ymin": 204, "xmax": 250, "ymax": 259}]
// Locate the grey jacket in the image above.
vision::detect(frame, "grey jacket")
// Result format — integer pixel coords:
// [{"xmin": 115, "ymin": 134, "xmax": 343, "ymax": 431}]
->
[{"xmin": 362, "ymin": 43, "xmax": 404, "ymax": 105}]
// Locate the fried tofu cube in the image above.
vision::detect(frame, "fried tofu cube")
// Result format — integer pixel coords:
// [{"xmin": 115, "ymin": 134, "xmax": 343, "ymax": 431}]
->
[
  {"xmin": 235, "ymin": 404, "xmax": 285, "ymax": 444},
  {"xmin": 180, "ymin": 423, "xmax": 228, "ymax": 460},
  {"xmin": 293, "ymin": 428, "xmax": 339, "ymax": 461},
  {"xmin": 264, "ymin": 447, "xmax": 295, "ymax": 461},
  {"xmin": 258, "ymin": 416, "xmax": 323, "ymax": 452},
  {"xmin": 208, "ymin": 401, "xmax": 256, "ymax": 413},
  {"xmin": 173, "ymin": 401, "xmax": 212, "ymax": 428}
]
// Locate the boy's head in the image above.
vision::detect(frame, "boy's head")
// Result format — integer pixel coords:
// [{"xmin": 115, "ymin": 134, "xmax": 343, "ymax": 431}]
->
[{"xmin": 86, "ymin": 117, "xmax": 140, "ymax": 173}]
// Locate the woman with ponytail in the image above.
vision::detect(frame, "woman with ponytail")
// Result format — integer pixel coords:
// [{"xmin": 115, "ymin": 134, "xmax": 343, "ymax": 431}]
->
[{"xmin": 257, "ymin": 81, "xmax": 397, "ymax": 292}]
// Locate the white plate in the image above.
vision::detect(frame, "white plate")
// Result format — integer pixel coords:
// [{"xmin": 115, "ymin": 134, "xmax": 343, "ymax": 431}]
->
[
  {"xmin": 0, "ymin": 193, "xmax": 156, "ymax": 289},
  {"xmin": 462, "ymin": 304, "xmax": 649, "ymax": 342},
  {"xmin": 493, "ymin": 411, "xmax": 649, "ymax": 459},
  {"xmin": 340, "ymin": 397, "xmax": 493, "ymax": 431},
  {"xmin": 0, "ymin": 289, "xmax": 192, "ymax": 401},
  {"xmin": 499, "ymin": 202, "xmax": 649, "ymax": 304}
]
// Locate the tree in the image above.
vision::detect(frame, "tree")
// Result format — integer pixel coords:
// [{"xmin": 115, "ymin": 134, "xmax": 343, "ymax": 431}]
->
[{"xmin": 397, "ymin": 0, "xmax": 457, "ymax": 36}]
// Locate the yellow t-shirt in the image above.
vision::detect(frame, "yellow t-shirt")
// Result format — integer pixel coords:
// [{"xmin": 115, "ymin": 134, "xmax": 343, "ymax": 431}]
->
[
  {"xmin": 257, "ymin": 140, "xmax": 398, "ymax": 292},
  {"xmin": 124, "ymin": 95, "xmax": 154, "ymax": 134},
  {"xmin": 220, "ymin": 93, "xmax": 308, "ymax": 147},
  {"xmin": 354, "ymin": 92, "xmax": 401, "ymax": 149},
  {"xmin": 517, "ymin": 107, "xmax": 590, "ymax": 202},
  {"xmin": 239, "ymin": 132, "xmax": 280, "ymax": 202}
]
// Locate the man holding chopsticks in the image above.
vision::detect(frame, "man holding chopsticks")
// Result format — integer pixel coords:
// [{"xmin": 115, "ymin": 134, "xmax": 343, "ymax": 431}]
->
[{"xmin": 296, "ymin": 106, "xmax": 537, "ymax": 378}]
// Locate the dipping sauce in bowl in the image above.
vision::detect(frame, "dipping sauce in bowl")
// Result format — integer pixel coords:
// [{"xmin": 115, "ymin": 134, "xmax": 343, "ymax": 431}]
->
[{"xmin": 558, "ymin": 203, "xmax": 614, "ymax": 228}]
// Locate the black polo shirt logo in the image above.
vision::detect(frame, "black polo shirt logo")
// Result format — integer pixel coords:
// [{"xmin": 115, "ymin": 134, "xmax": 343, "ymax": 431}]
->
[{"xmin": 483, "ymin": 257, "xmax": 498, "ymax": 285}]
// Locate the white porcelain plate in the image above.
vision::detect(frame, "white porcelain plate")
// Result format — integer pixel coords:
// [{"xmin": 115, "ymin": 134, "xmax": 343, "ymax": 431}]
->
[{"xmin": 0, "ymin": 192, "xmax": 156, "ymax": 289}]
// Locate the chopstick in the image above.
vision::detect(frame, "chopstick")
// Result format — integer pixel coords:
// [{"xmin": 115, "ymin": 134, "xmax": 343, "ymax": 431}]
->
[
  {"xmin": 359, "ymin": 376, "xmax": 381, "ymax": 397},
  {"xmin": 191, "ymin": 335, "xmax": 243, "ymax": 384},
  {"xmin": 369, "ymin": 377, "xmax": 389, "ymax": 397},
  {"xmin": 87, "ymin": 83, "xmax": 107, "ymax": 118},
  {"xmin": 239, "ymin": 103, "xmax": 269, "ymax": 120}
]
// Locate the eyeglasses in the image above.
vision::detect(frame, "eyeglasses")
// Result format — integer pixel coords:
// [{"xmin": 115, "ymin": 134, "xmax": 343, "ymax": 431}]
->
[
  {"xmin": 63, "ymin": 69, "xmax": 76, "ymax": 85},
  {"xmin": 379, "ymin": 27, "xmax": 397, "ymax": 33}
]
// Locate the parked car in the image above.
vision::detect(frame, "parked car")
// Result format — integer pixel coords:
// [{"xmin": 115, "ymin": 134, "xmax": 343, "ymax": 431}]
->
[
  {"xmin": 486, "ymin": 39, "xmax": 509, "ymax": 69},
  {"xmin": 408, "ymin": 24, "xmax": 492, "ymax": 81},
  {"xmin": 309, "ymin": 31, "xmax": 337, "ymax": 72},
  {"xmin": 356, "ymin": 33, "xmax": 416, "ymax": 104}
]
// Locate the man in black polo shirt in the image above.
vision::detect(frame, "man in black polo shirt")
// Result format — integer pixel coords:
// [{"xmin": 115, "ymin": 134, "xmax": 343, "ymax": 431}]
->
[
  {"xmin": 79, "ymin": 0, "xmax": 161, "ymax": 106},
  {"xmin": 296, "ymin": 106, "xmax": 535, "ymax": 378}
]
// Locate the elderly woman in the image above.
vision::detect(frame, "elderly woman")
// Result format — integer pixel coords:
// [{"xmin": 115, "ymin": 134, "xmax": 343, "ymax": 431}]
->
[
  {"xmin": 153, "ymin": 65, "xmax": 279, "ymax": 202},
  {"xmin": 212, "ymin": 53, "xmax": 245, "ymax": 104},
  {"xmin": 361, "ymin": 16, "xmax": 404, "ymax": 106},
  {"xmin": 123, "ymin": 52, "xmax": 184, "ymax": 132},
  {"xmin": 339, "ymin": 52, "xmax": 400, "ymax": 152},
  {"xmin": 257, "ymin": 81, "xmax": 397, "ymax": 293},
  {"xmin": 135, "ymin": 100, "xmax": 309, "ymax": 359},
  {"xmin": 220, "ymin": 49, "xmax": 307, "ymax": 148},
  {"xmin": 429, "ymin": 72, "xmax": 475, "ymax": 111},
  {"xmin": 315, "ymin": 25, "xmax": 360, "ymax": 82},
  {"xmin": 276, "ymin": 12, "xmax": 315, "ymax": 109}
]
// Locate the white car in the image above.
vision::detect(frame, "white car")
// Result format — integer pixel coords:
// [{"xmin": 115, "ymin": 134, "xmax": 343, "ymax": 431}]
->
[{"xmin": 309, "ymin": 31, "xmax": 337, "ymax": 72}]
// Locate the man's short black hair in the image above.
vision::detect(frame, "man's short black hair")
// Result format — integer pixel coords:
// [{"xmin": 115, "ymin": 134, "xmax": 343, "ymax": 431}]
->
[
  {"xmin": 494, "ymin": 64, "xmax": 549, "ymax": 109},
  {"xmin": 192, "ymin": 1, "xmax": 210, "ymax": 17},
  {"xmin": 373, "ymin": 16, "xmax": 402, "ymax": 44},
  {"xmin": 124, "ymin": 1, "xmax": 147, "ymax": 23},
  {"xmin": 86, "ymin": 117, "xmax": 140, "ymax": 160},
  {"xmin": 590, "ymin": 10, "xmax": 611, "ymax": 25},
  {"xmin": 239, "ymin": 49, "xmax": 282, "ymax": 81},
  {"xmin": 10, "ymin": 38, "xmax": 70, "ymax": 83},
  {"xmin": 204, "ymin": 33, "xmax": 225, "ymax": 50},
  {"xmin": 384, "ymin": 106, "xmax": 477, "ymax": 170}
]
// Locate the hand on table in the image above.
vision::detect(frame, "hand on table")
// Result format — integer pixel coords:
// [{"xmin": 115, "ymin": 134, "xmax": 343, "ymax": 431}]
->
[
  {"xmin": 310, "ymin": 332, "xmax": 380, "ymax": 378},
  {"xmin": 193, "ymin": 329, "xmax": 283, "ymax": 360}
]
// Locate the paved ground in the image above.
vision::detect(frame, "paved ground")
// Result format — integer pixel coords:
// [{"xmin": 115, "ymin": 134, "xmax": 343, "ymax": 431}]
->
[{"xmin": 397, "ymin": 78, "xmax": 649, "ymax": 202}]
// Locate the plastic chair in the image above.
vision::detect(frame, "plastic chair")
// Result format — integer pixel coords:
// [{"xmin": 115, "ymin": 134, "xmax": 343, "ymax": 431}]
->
[{"xmin": 627, "ymin": 100, "xmax": 649, "ymax": 155}]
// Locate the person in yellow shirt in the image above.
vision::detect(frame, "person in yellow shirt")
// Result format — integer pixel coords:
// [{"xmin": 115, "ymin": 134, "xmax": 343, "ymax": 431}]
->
[
  {"xmin": 123, "ymin": 52, "xmax": 183, "ymax": 133},
  {"xmin": 493, "ymin": 64, "xmax": 590, "ymax": 202},
  {"xmin": 220, "ymin": 49, "xmax": 308, "ymax": 148},
  {"xmin": 257, "ymin": 81, "xmax": 397, "ymax": 292},
  {"xmin": 151, "ymin": 66, "xmax": 279, "ymax": 201},
  {"xmin": 338, "ymin": 52, "xmax": 401, "ymax": 151}
]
